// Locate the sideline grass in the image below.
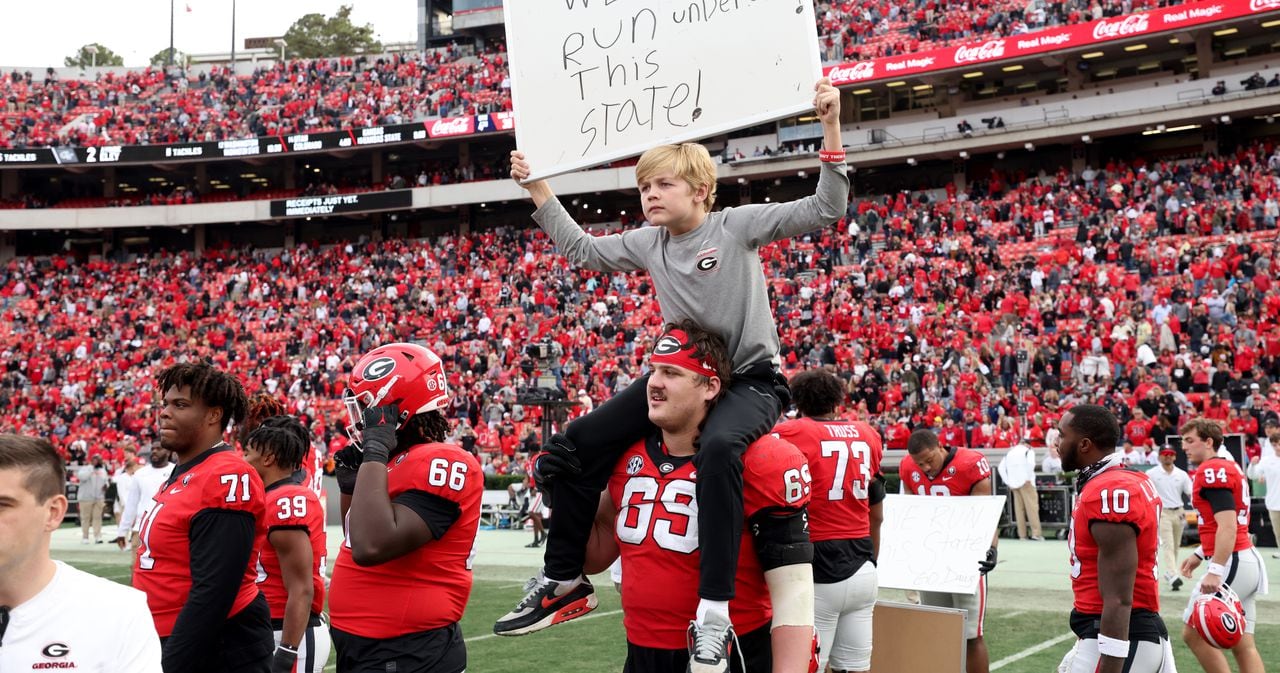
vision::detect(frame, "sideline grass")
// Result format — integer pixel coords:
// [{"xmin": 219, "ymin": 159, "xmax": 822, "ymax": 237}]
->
[{"xmin": 54, "ymin": 527, "xmax": 1279, "ymax": 672}]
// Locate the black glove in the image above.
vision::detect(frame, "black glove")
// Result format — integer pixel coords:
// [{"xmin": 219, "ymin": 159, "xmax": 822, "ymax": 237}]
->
[
  {"xmin": 270, "ymin": 645, "xmax": 298, "ymax": 673},
  {"xmin": 532, "ymin": 433, "xmax": 582, "ymax": 494},
  {"xmin": 979, "ymin": 546, "xmax": 998, "ymax": 575},
  {"xmin": 333, "ymin": 445, "xmax": 362, "ymax": 496},
  {"xmin": 771, "ymin": 371, "xmax": 792, "ymax": 413},
  {"xmin": 360, "ymin": 404, "xmax": 400, "ymax": 465}
]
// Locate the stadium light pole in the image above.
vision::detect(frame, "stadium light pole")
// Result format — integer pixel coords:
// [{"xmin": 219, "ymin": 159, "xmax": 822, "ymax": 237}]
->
[
  {"xmin": 230, "ymin": 0, "xmax": 237, "ymax": 69},
  {"xmin": 168, "ymin": 0, "xmax": 175, "ymax": 66}
]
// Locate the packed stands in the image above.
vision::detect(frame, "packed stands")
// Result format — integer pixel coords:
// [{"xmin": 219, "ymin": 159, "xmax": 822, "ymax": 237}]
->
[
  {"xmin": 0, "ymin": 0, "xmax": 1208, "ymax": 151},
  {"xmin": 817, "ymin": 0, "xmax": 1190, "ymax": 61},
  {"xmin": 4, "ymin": 140, "xmax": 1278, "ymax": 471},
  {"xmin": 0, "ymin": 42, "xmax": 510, "ymax": 150}
]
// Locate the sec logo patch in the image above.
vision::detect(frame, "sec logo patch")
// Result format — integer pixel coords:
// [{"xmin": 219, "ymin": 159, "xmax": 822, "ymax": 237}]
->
[{"xmin": 626, "ymin": 455, "xmax": 644, "ymax": 475}]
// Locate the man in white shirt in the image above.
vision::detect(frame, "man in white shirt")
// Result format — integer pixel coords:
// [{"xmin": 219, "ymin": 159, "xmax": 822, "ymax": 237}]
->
[
  {"xmin": 998, "ymin": 440, "xmax": 1044, "ymax": 540},
  {"xmin": 0, "ymin": 434, "xmax": 161, "ymax": 672},
  {"xmin": 1246, "ymin": 421, "xmax": 1280, "ymax": 559},
  {"xmin": 110, "ymin": 447, "xmax": 174, "ymax": 558},
  {"xmin": 110, "ymin": 451, "xmax": 138, "ymax": 524},
  {"xmin": 1145, "ymin": 447, "xmax": 1193, "ymax": 590}
]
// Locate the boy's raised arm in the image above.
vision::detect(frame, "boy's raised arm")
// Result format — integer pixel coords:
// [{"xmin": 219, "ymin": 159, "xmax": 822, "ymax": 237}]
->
[
  {"xmin": 728, "ymin": 78, "xmax": 851, "ymax": 247},
  {"xmin": 510, "ymin": 150, "xmax": 647, "ymax": 273}
]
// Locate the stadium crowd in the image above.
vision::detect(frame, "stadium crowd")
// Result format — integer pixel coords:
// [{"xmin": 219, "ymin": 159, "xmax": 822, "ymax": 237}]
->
[
  {"xmin": 0, "ymin": 0, "xmax": 1207, "ymax": 151},
  {"xmin": 0, "ymin": 42, "xmax": 510, "ymax": 150},
  {"xmin": 818, "ymin": 0, "xmax": 1191, "ymax": 61},
  {"xmin": 3, "ymin": 139, "xmax": 1279, "ymax": 479}
]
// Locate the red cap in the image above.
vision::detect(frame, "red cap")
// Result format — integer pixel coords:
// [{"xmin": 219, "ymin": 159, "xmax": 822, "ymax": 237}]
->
[
  {"xmin": 651, "ymin": 329, "xmax": 719, "ymax": 378},
  {"xmin": 1159, "ymin": 447, "xmax": 1176, "ymax": 455}
]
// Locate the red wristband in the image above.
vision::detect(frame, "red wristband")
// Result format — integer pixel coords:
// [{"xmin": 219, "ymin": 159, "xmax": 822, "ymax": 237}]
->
[{"xmin": 819, "ymin": 150, "xmax": 846, "ymax": 163}]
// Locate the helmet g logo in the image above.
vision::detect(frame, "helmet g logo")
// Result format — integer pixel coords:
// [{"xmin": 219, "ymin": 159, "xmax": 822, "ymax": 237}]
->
[
  {"xmin": 654, "ymin": 336, "xmax": 682, "ymax": 355},
  {"xmin": 1221, "ymin": 613, "xmax": 1239, "ymax": 633},
  {"xmin": 362, "ymin": 357, "xmax": 397, "ymax": 381}
]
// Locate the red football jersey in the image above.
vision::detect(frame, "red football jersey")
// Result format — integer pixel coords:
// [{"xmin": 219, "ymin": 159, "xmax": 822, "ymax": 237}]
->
[
  {"xmin": 774, "ymin": 418, "xmax": 882, "ymax": 541},
  {"xmin": 329, "ymin": 443, "xmax": 483, "ymax": 638},
  {"xmin": 899, "ymin": 447, "xmax": 991, "ymax": 496},
  {"xmin": 132, "ymin": 445, "xmax": 267, "ymax": 636},
  {"xmin": 302, "ymin": 444, "xmax": 324, "ymax": 499},
  {"xmin": 609, "ymin": 434, "xmax": 811, "ymax": 649},
  {"xmin": 256, "ymin": 479, "xmax": 327, "ymax": 620},
  {"xmin": 1069, "ymin": 462, "xmax": 1162, "ymax": 614},
  {"xmin": 1191, "ymin": 457, "xmax": 1253, "ymax": 557}
]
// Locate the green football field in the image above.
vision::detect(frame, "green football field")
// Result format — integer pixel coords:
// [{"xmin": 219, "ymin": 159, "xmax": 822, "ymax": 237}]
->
[{"xmin": 53, "ymin": 525, "xmax": 1280, "ymax": 672}]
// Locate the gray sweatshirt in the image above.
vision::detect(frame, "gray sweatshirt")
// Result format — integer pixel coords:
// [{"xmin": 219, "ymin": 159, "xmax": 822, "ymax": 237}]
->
[{"xmin": 532, "ymin": 162, "xmax": 850, "ymax": 370}]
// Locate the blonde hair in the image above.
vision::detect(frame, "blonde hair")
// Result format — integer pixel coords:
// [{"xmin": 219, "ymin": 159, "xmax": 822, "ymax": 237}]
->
[{"xmin": 635, "ymin": 143, "xmax": 718, "ymax": 212}]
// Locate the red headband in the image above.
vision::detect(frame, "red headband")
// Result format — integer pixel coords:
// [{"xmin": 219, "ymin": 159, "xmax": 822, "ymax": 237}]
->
[{"xmin": 651, "ymin": 329, "xmax": 719, "ymax": 378}]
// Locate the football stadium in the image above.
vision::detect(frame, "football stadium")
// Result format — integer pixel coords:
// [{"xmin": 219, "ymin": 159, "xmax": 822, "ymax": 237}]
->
[{"xmin": 2, "ymin": 1, "xmax": 1280, "ymax": 672}]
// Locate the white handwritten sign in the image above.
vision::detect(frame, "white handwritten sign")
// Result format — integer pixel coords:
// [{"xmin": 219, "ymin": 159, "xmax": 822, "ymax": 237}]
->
[
  {"xmin": 505, "ymin": 0, "xmax": 823, "ymax": 181},
  {"xmin": 877, "ymin": 495, "xmax": 1007, "ymax": 594}
]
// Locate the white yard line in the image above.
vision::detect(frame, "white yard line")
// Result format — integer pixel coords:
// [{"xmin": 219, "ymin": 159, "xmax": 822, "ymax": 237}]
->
[
  {"xmin": 465, "ymin": 609, "xmax": 624, "ymax": 643},
  {"xmin": 1003, "ymin": 610, "xmax": 1028, "ymax": 619},
  {"xmin": 990, "ymin": 632, "xmax": 1075, "ymax": 670}
]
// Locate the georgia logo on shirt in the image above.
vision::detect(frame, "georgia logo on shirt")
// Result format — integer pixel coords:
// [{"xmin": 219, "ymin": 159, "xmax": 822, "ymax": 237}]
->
[{"xmin": 33, "ymin": 642, "xmax": 75, "ymax": 670}]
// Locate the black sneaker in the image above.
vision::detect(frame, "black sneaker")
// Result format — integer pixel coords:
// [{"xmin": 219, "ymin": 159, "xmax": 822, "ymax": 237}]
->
[
  {"xmin": 687, "ymin": 619, "xmax": 737, "ymax": 673},
  {"xmin": 493, "ymin": 572, "xmax": 597, "ymax": 636},
  {"xmin": 1171, "ymin": 577, "xmax": 1183, "ymax": 591}
]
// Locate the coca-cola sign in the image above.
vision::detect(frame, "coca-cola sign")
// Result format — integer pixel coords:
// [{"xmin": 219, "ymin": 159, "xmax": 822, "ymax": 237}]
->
[
  {"xmin": 428, "ymin": 116, "xmax": 476, "ymax": 138},
  {"xmin": 952, "ymin": 40, "xmax": 1006, "ymax": 64},
  {"xmin": 1092, "ymin": 13, "xmax": 1151, "ymax": 40},
  {"xmin": 826, "ymin": 61, "xmax": 875, "ymax": 84},
  {"xmin": 819, "ymin": 0, "xmax": 1271, "ymax": 88}
]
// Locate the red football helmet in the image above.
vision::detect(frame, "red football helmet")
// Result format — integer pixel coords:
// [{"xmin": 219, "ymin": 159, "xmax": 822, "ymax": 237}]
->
[
  {"xmin": 344, "ymin": 343, "xmax": 449, "ymax": 445},
  {"xmin": 1188, "ymin": 584, "xmax": 1246, "ymax": 649}
]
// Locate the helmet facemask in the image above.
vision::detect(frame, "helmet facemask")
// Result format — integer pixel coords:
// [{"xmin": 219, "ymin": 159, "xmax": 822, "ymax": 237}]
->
[{"xmin": 343, "ymin": 374, "xmax": 405, "ymax": 449}]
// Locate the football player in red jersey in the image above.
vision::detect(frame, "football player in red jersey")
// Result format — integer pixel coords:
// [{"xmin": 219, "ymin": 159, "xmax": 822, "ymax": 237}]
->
[
  {"xmin": 328, "ymin": 343, "xmax": 483, "ymax": 673},
  {"xmin": 1177, "ymin": 418, "xmax": 1268, "ymax": 673},
  {"xmin": 132, "ymin": 363, "xmax": 273, "ymax": 673},
  {"xmin": 774, "ymin": 369, "xmax": 883, "ymax": 673},
  {"xmin": 241, "ymin": 393, "xmax": 324, "ymax": 500},
  {"xmin": 898, "ymin": 429, "xmax": 995, "ymax": 673},
  {"xmin": 583, "ymin": 322, "xmax": 817, "ymax": 673},
  {"xmin": 242, "ymin": 415, "xmax": 329, "ymax": 673},
  {"xmin": 1055, "ymin": 404, "xmax": 1173, "ymax": 673}
]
